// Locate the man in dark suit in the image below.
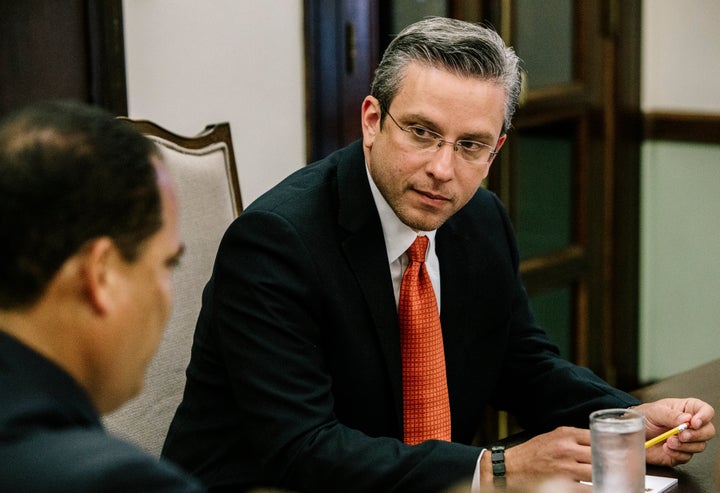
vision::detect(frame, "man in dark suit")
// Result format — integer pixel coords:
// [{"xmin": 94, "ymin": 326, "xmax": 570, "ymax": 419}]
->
[
  {"xmin": 0, "ymin": 101, "xmax": 203, "ymax": 492},
  {"xmin": 162, "ymin": 18, "xmax": 714, "ymax": 492}
]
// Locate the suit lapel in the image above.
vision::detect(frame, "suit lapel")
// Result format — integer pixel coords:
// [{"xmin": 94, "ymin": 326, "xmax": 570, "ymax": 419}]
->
[
  {"xmin": 437, "ymin": 218, "xmax": 480, "ymax": 328},
  {"xmin": 436, "ymin": 212, "xmax": 491, "ymax": 400},
  {"xmin": 335, "ymin": 142, "xmax": 404, "ymax": 425}
]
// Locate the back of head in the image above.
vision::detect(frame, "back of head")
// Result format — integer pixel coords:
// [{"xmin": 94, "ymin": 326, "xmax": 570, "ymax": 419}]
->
[
  {"xmin": 0, "ymin": 101, "xmax": 161, "ymax": 309},
  {"xmin": 371, "ymin": 16, "xmax": 522, "ymax": 133}
]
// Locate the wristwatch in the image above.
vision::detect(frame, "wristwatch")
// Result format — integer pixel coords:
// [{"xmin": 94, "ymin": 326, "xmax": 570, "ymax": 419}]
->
[{"xmin": 491, "ymin": 445, "xmax": 506, "ymax": 477}]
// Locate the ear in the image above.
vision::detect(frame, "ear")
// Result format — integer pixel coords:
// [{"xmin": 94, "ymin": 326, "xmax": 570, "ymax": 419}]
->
[
  {"xmin": 488, "ymin": 133, "xmax": 508, "ymax": 168},
  {"xmin": 83, "ymin": 237, "xmax": 122, "ymax": 315},
  {"xmin": 360, "ymin": 96, "xmax": 382, "ymax": 147},
  {"xmin": 495, "ymin": 134, "xmax": 508, "ymax": 154}
]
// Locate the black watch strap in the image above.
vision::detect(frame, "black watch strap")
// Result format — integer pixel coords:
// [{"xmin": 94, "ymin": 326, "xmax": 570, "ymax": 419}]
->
[{"xmin": 491, "ymin": 445, "xmax": 506, "ymax": 477}]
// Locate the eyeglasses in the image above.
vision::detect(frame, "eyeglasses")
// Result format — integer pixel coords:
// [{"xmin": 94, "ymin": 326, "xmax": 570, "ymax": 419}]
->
[{"xmin": 385, "ymin": 111, "xmax": 499, "ymax": 165}]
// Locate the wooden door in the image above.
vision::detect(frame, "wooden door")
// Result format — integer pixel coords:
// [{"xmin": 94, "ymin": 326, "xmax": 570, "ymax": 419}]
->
[
  {"xmin": 481, "ymin": 0, "xmax": 642, "ymax": 391},
  {"xmin": 304, "ymin": 0, "xmax": 379, "ymax": 162},
  {"xmin": 0, "ymin": 0, "xmax": 126, "ymax": 116}
]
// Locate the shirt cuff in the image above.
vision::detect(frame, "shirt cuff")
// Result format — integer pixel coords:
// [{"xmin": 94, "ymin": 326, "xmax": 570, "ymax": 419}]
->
[{"xmin": 471, "ymin": 448, "xmax": 485, "ymax": 493}]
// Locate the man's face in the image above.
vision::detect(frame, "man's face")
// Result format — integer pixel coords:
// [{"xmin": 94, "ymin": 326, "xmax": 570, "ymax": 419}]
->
[
  {"xmin": 100, "ymin": 156, "xmax": 183, "ymax": 412},
  {"xmin": 362, "ymin": 62, "xmax": 507, "ymax": 231}
]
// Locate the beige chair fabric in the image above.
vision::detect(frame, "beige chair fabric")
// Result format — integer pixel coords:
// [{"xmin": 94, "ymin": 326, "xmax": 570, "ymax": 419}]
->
[{"xmin": 103, "ymin": 121, "xmax": 242, "ymax": 455}]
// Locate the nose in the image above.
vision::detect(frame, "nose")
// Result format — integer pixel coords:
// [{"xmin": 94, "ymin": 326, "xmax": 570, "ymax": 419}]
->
[{"xmin": 425, "ymin": 141, "xmax": 455, "ymax": 180}]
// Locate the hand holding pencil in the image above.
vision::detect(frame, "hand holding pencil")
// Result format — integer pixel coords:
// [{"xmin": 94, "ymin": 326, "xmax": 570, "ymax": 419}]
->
[
  {"xmin": 645, "ymin": 423, "xmax": 689, "ymax": 449},
  {"xmin": 632, "ymin": 398, "xmax": 715, "ymax": 467}
]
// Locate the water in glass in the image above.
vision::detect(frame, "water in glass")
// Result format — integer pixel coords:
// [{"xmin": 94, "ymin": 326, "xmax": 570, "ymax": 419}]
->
[{"xmin": 590, "ymin": 409, "xmax": 645, "ymax": 493}]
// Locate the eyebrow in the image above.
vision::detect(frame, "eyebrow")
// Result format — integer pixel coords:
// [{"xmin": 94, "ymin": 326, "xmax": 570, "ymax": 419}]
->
[{"xmin": 167, "ymin": 243, "xmax": 186, "ymax": 268}]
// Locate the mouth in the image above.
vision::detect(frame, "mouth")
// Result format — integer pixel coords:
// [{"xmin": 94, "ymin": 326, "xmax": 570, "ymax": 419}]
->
[{"xmin": 415, "ymin": 188, "xmax": 450, "ymax": 204}]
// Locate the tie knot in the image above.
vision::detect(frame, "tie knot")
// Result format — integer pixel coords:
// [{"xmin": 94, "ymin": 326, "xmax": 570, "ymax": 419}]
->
[{"xmin": 407, "ymin": 236, "xmax": 429, "ymax": 263}]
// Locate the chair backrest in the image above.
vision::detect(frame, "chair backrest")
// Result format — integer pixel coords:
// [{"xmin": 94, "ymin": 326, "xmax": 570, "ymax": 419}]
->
[{"xmin": 102, "ymin": 119, "xmax": 242, "ymax": 455}]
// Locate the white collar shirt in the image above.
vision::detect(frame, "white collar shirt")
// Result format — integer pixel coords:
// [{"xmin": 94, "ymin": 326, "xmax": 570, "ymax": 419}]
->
[
  {"xmin": 366, "ymin": 164, "xmax": 485, "ymax": 490},
  {"xmin": 365, "ymin": 164, "xmax": 441, "ymax": 312}
]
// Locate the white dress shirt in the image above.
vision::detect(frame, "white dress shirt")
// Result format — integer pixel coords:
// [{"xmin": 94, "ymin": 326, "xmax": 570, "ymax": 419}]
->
[
  {"xmin": 365, "ymin": 164, "xmax": 485, "ymax": 491},
  {"xmin": 364, "ymin": 165, "xmax": 441, "ymax": 310}
]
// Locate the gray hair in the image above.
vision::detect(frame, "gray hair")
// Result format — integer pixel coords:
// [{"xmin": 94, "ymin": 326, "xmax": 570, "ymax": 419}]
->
[{"xmin": 370, "ymin": 17, "xmax": 522, "ymax": 134}]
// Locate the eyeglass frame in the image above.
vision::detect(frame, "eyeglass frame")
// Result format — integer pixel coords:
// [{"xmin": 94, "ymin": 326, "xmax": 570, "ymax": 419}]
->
[{"xmin": 384, "ymin": 110, "xmax": 500, "ymax": 165}]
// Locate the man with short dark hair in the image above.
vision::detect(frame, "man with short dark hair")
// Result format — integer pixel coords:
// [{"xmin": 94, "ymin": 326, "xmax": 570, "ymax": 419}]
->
[{"xmin": 0, "ymin": 101, "xmax": 204, "ymax": 492}]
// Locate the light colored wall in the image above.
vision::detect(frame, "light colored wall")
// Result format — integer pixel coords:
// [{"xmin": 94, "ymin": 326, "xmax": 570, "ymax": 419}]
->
[
  {"xmin": 122, "ymin": 0, "xmax": 305, "ymax": 206},
  {"xmin": 640, "ymin": 0, "xmax": 720, "ymax": 382},
  {"xmin": 640, "ymin": 142, "xmax": 720, "ymax": 381},
  {"xmin": 642, "ymin": 0, "xmax": 720, "ymax": 113}
]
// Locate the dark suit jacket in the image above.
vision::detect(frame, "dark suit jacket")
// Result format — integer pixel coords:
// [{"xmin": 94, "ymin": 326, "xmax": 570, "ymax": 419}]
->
[
  {"xmin": 163, "ymin": 140, "xmax": 639, "ymax": 492},
  {"xmin": 0, "ymin": 332, "xmax": 204, "ymax": 493}
]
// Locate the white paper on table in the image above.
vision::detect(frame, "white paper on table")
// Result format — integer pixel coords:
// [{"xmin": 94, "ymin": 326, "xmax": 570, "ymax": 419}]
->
[
  {"xmin": 644, "ymin": 474, "xmax": 678, "ymax": 492},
  {"xmin": 579, "ymin": 474, "xmax": 678, "ymax": 492}
]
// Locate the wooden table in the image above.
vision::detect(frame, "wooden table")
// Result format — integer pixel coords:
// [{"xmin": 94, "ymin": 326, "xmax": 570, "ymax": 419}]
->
[{"xmin": 632, "ymin": 358, "xmax": 720, "ymax": 493}]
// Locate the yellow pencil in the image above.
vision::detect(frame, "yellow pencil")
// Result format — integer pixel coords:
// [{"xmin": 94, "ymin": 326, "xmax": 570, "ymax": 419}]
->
[{"xmin": 645, "ymin": 423, "xmax": 689, "ymax": 449}]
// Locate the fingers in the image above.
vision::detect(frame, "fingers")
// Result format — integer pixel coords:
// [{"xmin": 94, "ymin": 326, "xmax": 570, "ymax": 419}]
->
[
  {"xmin": 661, "ymin": 438, "xmax": 703, "ymax": 465},
  {"xmin": 675, "ymin": 399, "xmax": 715, "ymax": 446},
  {"xmin": 683, "ymin": 397, "xmax": 715, "ymax": 428},
  {"xmin": 504, "ymin": 427, "xmax": 593, "ymax": 482},
  {"xmin": 644, "ymin": 408, "xmax": 714, "ymax": 466},
  {"xmin": 640, "ymin": 398, "xmax": 715, "ymax": 436},
  {"xmin": 683, "ymin": 420, "xmax": 715, "ymax": 444},
  {"xmin": 666, "ymin": 435, "xmax": 707, "ymax": 454}
]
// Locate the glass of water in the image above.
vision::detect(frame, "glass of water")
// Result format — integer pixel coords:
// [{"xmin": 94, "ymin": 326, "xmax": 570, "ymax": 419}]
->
[{"xmin": 589, "ymin": 408, "xmax": 646, "ymax": 493}]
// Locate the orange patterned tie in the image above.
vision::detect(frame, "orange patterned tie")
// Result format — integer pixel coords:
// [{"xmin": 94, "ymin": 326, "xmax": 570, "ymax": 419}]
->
[{"xmin": 399, "ymin": 235, "xmax": 451, "ymax": 445}]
